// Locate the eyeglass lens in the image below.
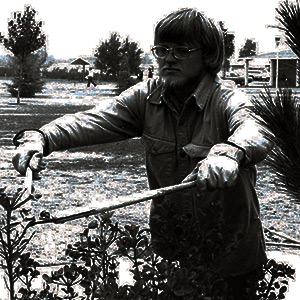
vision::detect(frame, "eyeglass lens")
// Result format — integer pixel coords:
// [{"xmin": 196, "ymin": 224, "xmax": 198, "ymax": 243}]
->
[{"xmin": 153, "ymin": 47, "xmax": 190, "ymax": 59}]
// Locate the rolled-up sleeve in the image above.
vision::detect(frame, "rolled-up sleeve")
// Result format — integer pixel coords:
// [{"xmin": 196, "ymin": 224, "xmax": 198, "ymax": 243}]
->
[
  {"xmin": 223, "ymin": 90, "xmax": 272, "ymax": 165},
  {"xmin": 41, "ymin": 83, "xmax": 147, "ymax": 155}
]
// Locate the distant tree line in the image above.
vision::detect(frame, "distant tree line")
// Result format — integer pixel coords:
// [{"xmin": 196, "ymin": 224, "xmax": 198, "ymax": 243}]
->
[
  {"xmin": 0, "ymin": 5, "xmax": 260, "ymax": 100},
  {"xmin": 239, "ymin": 38, "xmax": 257, "ymax": 58},
  {"xmin": 218, "ymin": 21, "xmax": 235, "ymax": 75},
  {"xmin": 0, "ymin": 6, "xmax": 145, "ymax": 99}
]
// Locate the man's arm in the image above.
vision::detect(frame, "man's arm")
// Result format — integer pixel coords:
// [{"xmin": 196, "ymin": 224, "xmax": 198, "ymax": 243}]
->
[
  {"xmin": 12, "ymin": 80, "xmax": 153, "ymax": 175},
  {"xmin": 41, "ymin": 92, "xmax": 145, "ymax": 155},
  {"xmin": 223, "ymin": 90, "xmax": 273, "ymax": 165},
  {"xmin": 185, "ymin": 90, "xmax": 272, "ymax": 191}
]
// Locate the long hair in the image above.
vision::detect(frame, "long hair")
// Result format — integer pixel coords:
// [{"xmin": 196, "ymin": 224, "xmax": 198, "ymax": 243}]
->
[{"xmin": 154, "ymin": 8, "xmax": 225, "ymax": 76}]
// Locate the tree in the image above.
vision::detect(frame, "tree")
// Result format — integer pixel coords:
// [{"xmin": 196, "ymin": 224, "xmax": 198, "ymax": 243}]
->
[
  {"xmin": 94, "ymin": 32, "xmax": 122, "ymax": 80},
  {"xmin": 6, "ymin": 48, "xmax": 47, "ymax": 98},
  {"xmin": 239, "ymin": 38, "xmax": 257, "ymax": 58},
  {"xmin": 94, "ymin": 32, "xmax": 143, "ymax": 80},
  {"xmin": 218, "ymin": 21, "xmax": 235, "ymax": 74},
  {"xmin": 120, "ymin": 36, "xmax": 143, "ymax": 75},
  {"xmin": 276, "ymin": 0, "xmax": 300, "ymax": 58},
  {"xmin": 0, "ymin": 5, "xmax": 46, "ymax": 103},
  {"xmin": 141, "ymin": 52, "xmax": 154, "ymax": 66}
]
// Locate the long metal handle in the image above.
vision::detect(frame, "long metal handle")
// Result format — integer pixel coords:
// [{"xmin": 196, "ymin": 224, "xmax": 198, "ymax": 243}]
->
[
  {"xmin": 265, "ymin": 226, "xmax": 300, "ymax": 245},
  {"xmin": 31, "ymin": 180, "xmax": 197, "ymax": 226},
  {"xmin": 27, "ymin": 180, "xmax": 300, "ymax": 250}
]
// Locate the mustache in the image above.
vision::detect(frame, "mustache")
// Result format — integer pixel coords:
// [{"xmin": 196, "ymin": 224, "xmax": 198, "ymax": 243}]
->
[{"xmin": 161, "ymin": 66, "xmax": 181, "ymax": 71}]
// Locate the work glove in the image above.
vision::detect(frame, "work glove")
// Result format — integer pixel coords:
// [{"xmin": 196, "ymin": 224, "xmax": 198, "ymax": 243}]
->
[
  {"xmin": 12, "ymin": 130, "xmax": 46, "ymax": 178},
  {"xmin": 183, "ymin": 143, "xmax": 245, "ymax": 191}
]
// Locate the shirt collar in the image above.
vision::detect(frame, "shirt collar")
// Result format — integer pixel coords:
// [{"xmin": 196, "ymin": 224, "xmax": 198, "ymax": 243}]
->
[
  {"xmin": 191, "ymin": 74, "xmax": 221, "ymax": 110},
  {"xmin": 147, "ymin": 74, "xmax": 221, "ymax": 109},
  {"xmin": 146, "ymin": 79, "xmax": 163, "ymax": 104}
]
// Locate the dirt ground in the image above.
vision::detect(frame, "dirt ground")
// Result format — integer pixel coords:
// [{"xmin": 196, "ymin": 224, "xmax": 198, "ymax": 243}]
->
[{"xmin": 0, "ymin": 79, "xmax": 299, "ymax": 267}]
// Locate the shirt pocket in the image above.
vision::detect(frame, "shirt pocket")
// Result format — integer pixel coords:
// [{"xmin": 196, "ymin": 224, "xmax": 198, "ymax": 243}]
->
[
  {"xmin": 143, "ymin": 134, "xmax": 176, "ymax": 154},
  {"xmin": 142, "ymin": 133, "xmax": 176, "ymax": 181},
  {"xmin": 183, "ymin": 143, "xmax": 212, "ymax": 159}
]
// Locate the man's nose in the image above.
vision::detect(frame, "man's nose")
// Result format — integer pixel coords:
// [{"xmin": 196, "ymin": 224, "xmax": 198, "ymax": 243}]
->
[{"xmin": 165, "ymin": 49, "xmax": 177, "ymax": 62}]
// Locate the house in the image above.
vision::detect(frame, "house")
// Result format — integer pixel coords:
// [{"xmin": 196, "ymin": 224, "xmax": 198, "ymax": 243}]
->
[{"xmin": 239, "ymin": 49, "xmax": 299, "ymax": 88}]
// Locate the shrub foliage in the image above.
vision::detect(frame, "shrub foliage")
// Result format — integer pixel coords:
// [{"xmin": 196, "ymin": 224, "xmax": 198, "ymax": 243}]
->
[{"xmin": 0, "ymin": 187, "xmax": 295, "ymax": 299}]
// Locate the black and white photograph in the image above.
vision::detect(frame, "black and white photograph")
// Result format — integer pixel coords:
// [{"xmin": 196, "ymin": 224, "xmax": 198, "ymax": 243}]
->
[{"xmin": 0, "ymin": 0, "xmax": 299, "ymax": 299}]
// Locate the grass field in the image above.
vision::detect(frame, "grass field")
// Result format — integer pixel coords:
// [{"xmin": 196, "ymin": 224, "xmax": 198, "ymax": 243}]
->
[{"xmin": 0, "ymin": 80, "xmax": 299, "ymax": 297}]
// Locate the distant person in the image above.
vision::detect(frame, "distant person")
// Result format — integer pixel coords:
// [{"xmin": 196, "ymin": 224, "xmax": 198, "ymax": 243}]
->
[
  {"xmin": 148, "ymin": 66, "xmax": 153, "ymax": 78},
  {"xmin": 148, "ymin": 66, "xmax": 154, "ymax": 78},
  {"xmin": 136, "ymin": 69, "xmax": 143, "ymax": 81},
  {"xmin": 87, "ymin": 67, "xmax": 97, "ymax": 87}
]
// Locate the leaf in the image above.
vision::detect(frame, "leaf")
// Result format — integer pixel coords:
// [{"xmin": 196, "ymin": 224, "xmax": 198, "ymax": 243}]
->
[
  {"xmin": 174, "ymin": 286, "xmax": 194, "ymax": 297},
  {"xmin": 88, "ymin": 220, "xmax": 98, "ymax": 229},
  {"xmin": 280, "ymin": 285, "xmax": 288, "ymax": 293},
  {"xmin": 42, "ymin": 274, "xmax": 52, "ymax": 284},
  {"xmin": 11, "ymin": 215, "xmax": 18, "ymax": 221},
  {"xmin": 20, "ymin": 208, "xmax": 31, "ymax": 216},
  {"xmin": 274, "ymin": 281, "xmax": 280, "ymax": 289},
  {"xmin": 80, "ymin": 279, "xmax": 91, "ymax": 288},
  {"xmin": 18, "ymin": 287, "xmax": 28, "ymax": 294},
  {"xmin": 39, "ymin": 210, "xmax": 50, "ymax": 219},
  {"xmin": 32, "ymin": 269, "xmax": 40, "ymax": 277}
]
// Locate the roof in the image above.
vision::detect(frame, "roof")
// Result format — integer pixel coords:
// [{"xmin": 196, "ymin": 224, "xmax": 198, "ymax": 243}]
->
[
  {"xmin": 239, "ymin": 49, "xmax": 299, "ymax": 60},
  {"xmin": 71, "ymin": 58, "xmax": 90, "ymax": 65}
]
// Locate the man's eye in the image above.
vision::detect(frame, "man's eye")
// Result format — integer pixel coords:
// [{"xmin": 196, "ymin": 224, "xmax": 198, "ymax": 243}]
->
[
  {"xmin": 175, "ymin": 48, "xmax": 188, "ymax": 55},
  {"xmin": 156, "ymin": 48, "xmax": 166, "ymax": 56}
]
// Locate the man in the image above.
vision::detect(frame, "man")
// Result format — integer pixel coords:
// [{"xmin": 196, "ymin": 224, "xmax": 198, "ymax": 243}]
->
[
  {"xmin": 87, "ymin": 66, "xmax": 97, "ymax": 87},
  {"xmin": 12, "ymin": 8, "xmax": 271, "ymax": 298}
]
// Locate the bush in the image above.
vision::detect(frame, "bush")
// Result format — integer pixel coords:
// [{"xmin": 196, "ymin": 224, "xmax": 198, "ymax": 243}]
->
[
  {"xmin": 116, "ymin": 70, "xmax": 139, "ymax": 94},
  {"xmin": 5, "ymin": 51, "xmax": 46, "ymax": 98},
  {"xmin": 7, "ymin": 81, "xmax": 44, "ymax": 98},
  {"xmin": 0, "ymin": 186, "xmax": 296, "ymax": 299},
  {"xmin": 0, "ymin": 65, "xmax": 14, "ymax": 77}
]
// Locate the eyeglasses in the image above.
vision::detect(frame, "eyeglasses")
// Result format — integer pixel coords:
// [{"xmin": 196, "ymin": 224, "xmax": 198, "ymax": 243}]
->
[{"xmin": 151, "ymin": 45, "xmax": 200, "ymax": 60}]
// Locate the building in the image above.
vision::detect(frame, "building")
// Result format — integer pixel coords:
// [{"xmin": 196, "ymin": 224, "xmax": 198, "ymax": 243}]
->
[{"xmin": 240, "ymin": 49, "xmax": 299, "ymax": 88}]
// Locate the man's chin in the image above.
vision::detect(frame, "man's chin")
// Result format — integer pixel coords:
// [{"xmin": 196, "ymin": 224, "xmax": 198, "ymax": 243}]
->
[{"xmin": 161, "ymin": 77, "xmax": 187, "ymax": 90}]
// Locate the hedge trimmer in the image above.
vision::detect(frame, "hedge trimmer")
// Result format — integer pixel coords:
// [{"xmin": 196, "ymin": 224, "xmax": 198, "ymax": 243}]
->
[
  {"xmin": 22, "ymin": 166, "xmax": 300, "ymax": 249},
  {"xmin": 24, "ymin": 168, "xmax": 196, "ymax": 225}
]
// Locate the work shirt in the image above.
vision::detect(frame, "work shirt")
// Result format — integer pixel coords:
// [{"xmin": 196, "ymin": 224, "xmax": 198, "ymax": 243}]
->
[
  {"xmin": 88, "ymin": 69, "xmax": 95, "ymax": 77},
  {"xmin": 40, "ymin": 73, "xmax": 271, "ymax": 276}
]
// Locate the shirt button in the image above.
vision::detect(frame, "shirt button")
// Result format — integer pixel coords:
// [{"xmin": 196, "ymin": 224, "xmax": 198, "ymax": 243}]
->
[
  {"xmin": 179, "ymin": 150, "xmax": 186, "ymax": 158},
  {"xmin": 178, "ymin": 119, "xmax": 184, "ymax": 126}
]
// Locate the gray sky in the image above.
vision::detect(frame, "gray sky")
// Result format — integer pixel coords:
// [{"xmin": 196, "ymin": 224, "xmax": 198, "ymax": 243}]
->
[{"xmin": 0, "ymin": 0, "xmax": 281, "ymax": 59}]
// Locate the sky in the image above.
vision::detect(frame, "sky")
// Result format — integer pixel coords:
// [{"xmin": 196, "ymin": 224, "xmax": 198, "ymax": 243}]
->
[{"xmin": 0, "ymin": 0, "xmax": 283, "ymax": 59}]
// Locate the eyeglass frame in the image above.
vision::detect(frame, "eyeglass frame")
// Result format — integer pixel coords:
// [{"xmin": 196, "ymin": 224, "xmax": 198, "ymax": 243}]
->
[{"xmin": 151, "ymin": 45, "xmax": 201, "ymax": 60}]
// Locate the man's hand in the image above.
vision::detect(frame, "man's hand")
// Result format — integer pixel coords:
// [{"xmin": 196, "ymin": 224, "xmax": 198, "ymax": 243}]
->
[
  {"xmin": 183, "ymin": 143, "xmax": 245, "ymax": 192},
  {"xmin": 196, "ymin": 156, "xmax": 239, "ymax": 191},
  {"xmin": 12, "ymin": 131, "xmax": 46, "ymax": 177}
]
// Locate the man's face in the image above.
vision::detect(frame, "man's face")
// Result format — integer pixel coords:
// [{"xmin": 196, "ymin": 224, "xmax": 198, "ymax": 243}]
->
[{"xmin": 156, "ymin": 42, "xmax": 204, "ymax": 90}]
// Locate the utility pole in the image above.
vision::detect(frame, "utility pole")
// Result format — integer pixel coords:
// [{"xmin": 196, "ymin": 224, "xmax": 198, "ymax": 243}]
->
[{"xmin": 275, "ymin": 35, "xmax": 281, "ymax": 89}]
